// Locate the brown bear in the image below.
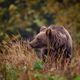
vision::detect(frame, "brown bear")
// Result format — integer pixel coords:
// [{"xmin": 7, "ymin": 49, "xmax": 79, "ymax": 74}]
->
[{"xmin": 29, "ymin": 25, "xmax": 72, "ymax": 63}]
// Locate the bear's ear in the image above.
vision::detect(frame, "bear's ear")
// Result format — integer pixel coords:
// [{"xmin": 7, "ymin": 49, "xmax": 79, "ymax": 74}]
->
[
  {"xmin": 40, "ymin": 26, "xmax": 47, "ymax": 31},
  {"xmin": 46, "ymin": 28, "xmax": 52, "ymax": 39}
]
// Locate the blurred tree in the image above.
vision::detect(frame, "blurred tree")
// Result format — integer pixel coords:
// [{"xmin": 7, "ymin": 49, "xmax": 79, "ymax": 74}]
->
[{"xmin": 0, "ymin": 0, "xmax": 80, "ymax": 45}]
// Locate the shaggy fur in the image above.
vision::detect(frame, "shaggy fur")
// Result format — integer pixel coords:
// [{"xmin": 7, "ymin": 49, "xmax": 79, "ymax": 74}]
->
[{"xmin": 30, "ymin": 25, "xmax": 72, "ymax": 62}]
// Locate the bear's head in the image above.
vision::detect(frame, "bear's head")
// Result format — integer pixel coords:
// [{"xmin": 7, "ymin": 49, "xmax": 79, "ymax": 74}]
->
[{"xmin": 29, "ymin": 26, "xmax": 56, "ymax": 48}]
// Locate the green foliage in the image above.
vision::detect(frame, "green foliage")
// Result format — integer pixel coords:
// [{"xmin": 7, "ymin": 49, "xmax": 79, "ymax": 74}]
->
[
  {"xmin": 33, "ymin": 72, "xmax": 65, "ymax": 80},
  {"xmin": 44, "ymin": 75, "xmax": 55, "ymax": 80},
  {"xmin": 33, "ymin": 61, "xmax": 65, "ymax": 80},
  {"xmin": 33, "ymin": 61, "xmax": 43, "ymax": 71},
  {"xmin": 73, "ymin": 75, "xmax": 80, "ymax": 80},
  {"xmin": 34, "ymin": 72, "xmax": 43, "ymax": 80},
  {"xmin": 0, "ymin": 0, "xmax": 80, "ymax": 45},
  {"xmin": 6, "ymin": 64, "xmax": 20, "ymax": 80}
]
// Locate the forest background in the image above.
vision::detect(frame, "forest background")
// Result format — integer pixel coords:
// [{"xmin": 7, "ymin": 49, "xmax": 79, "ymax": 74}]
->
[{"xmin": 0, "ymin": 0, "xmax": 80, "ymax": 80}]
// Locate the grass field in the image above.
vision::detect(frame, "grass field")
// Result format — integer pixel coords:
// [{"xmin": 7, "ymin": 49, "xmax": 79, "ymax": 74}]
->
[
  {"xmin": 0, "ymin": 40, "xmax": 80, "ymax": 80},
  {"xmin": 0, "ymin": 0, "xmax": 80, "ymax": 80}
]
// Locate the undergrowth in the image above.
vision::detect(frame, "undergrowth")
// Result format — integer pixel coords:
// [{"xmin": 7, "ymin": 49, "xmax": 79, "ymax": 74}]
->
[{"xmin": 0, "ymin": 40, "xmax": 80, "ymax": 80}]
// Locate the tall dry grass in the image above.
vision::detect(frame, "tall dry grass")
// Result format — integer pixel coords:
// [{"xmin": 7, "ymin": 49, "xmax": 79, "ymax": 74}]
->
[{"xmin": 0, "ymin": 40, "xmax": 80, "ymax": 80}]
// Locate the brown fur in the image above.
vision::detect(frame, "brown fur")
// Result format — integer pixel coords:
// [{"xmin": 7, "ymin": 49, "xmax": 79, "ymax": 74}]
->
[{"xmin": 30, "ymin": 25, "xmax": 72, "ymax": 63}]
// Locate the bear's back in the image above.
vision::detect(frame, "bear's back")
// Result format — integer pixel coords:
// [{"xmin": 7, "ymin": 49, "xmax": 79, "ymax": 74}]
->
[
  {"xmin": 49, "ymin": 25, "xmax": 72, "ymax": 48},
  {"xmin": 49, "ymin": 25, "xmax": 65, "ymax": 34}
]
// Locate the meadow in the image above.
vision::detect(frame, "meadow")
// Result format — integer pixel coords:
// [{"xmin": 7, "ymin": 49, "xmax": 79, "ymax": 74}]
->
[
  {"xmin": 0, "ymin": 0, "xmax": 80, "ymax": 80},
  {"xmin": 0, "ymin": 40, "xmax": 80, "ymax": 80}
]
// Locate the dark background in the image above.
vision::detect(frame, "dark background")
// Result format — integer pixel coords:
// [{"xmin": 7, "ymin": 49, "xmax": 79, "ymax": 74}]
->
[{"xmin": 0, "ymin": 0, "xmax": 80, "ymax": 45}]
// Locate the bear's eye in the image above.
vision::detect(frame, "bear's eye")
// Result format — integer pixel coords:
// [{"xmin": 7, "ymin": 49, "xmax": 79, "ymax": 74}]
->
[{"xmin": 37, "ymin": 38, "xmax": 40, "ymax": 42}]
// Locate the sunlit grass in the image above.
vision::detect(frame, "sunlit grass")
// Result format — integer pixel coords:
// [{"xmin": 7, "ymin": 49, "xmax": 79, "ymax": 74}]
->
[{"xmin": 0, "ymin": 40, "xmax": 80, "ymax": 80}]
